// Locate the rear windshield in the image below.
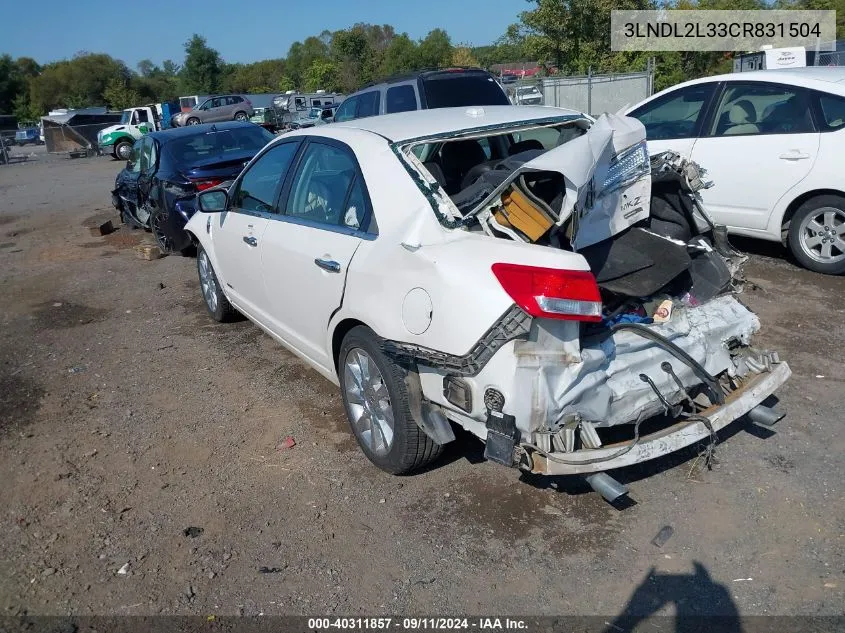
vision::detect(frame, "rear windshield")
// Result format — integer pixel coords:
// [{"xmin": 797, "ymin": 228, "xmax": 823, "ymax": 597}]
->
[
  {"xmin": 422, "ymin": 73, "xmax": 510, "ymax": 108},
  {"xmin": 166, "ymin": 126, "xmax": 274, "ymax": 164}
]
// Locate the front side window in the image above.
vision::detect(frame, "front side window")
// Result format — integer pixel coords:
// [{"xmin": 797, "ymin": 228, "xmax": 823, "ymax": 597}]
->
[
  {"xmin": 386, "ymin": 85, "xmax": 417, "ymax": 114},
  {"xmin": 710, "ymin": 83, "xmax": 815, "ymax": 136},
  {"xmin": 334, "ymin": 97, "xmax": 358, "ymax": 122},
  {"xmin": 631, "ymin": 83, "xmax": 715, "ymax": 140},
  {"xmin": 198, "ymin": 100, "xmax": 211, "ymax": 111},
  {"xmin": 356, "ymin": 91, "xmax": 380, "ymax": 118},
  {"xmin": 285, "ymin": 142, "xmax": 359, "ymax": 226},
  {"xmin": 233, "ymin": 142, "xmax": 300, "ymax": 213},
  {"xmin": 139, "ymin": 138, "xmax": 152, "ymax": 172},
  {"xmin": 128, "ymin": 140, "xmax": 143, "ymax": 172}
]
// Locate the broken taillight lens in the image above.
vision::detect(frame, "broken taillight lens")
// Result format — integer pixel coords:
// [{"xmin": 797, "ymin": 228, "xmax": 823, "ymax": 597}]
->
[
  {"xmin": 491, "ymin": 263, "xmax": 602, "ymax": 322},
  {"xmin": 192, "ymin": 178, "xmax": 224, "ymax": 192}
]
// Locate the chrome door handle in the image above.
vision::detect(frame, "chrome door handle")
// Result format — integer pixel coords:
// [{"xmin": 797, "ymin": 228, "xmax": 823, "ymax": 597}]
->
[
  {"xmin": 779, "ymin": 151, "xmax": 810, "ymax": 160},
  {"xmin": 314, "ymin": 258, "xmax": 341, "ymax": 273},
  {"xmin": 243, "ymin": 236, "xmax": 258, "ymax": 247}
]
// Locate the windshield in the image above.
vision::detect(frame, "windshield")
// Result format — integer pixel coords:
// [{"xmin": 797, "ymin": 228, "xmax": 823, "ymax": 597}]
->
[
  {"xmin": 423, "ymin": 73, "xmax": 510, "ymax": 108},
  {"xmin": 166, "ymin": 126, "xmax": 275, "ymax": 165},
  {"xmin": 120, "ymin": 111, "xmax": 132, "ymax": 124}
]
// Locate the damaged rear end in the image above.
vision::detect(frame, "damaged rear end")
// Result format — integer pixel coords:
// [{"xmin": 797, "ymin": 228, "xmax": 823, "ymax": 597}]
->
[{"xmin": 393, "ymin": 111, "xmax": 791, "ymax": 482}]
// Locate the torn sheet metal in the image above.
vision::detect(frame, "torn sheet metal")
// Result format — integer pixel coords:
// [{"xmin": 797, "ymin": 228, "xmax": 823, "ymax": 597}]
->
[
  {"xmin": 465, "ymin": 113, "xmax": 652, "ymax": 249},
  {"xmin": 513, "ymin": 295, "xmax": 760, "ymax": 431}
]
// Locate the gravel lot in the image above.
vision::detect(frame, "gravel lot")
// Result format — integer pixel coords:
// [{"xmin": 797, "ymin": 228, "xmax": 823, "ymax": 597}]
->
[{"xmin": 0, "ymin": 148, "xmax": 843, "ymax": 619}]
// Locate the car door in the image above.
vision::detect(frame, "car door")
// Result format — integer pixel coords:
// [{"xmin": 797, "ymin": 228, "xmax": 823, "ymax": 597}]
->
[
  {"xmin": 259, "ymin": 138, "xmax": 374, "ymax": 370},
  {"xmin": 628, "ymin": 81, "xmax": 718, "ymax": 158},
  {"xmin": 211, "ymin": 139, "xmax": 303, "ymax": 320},
  {"xmin": 689, "ymin": 81, "xmax": 820, "ymax": 231}
]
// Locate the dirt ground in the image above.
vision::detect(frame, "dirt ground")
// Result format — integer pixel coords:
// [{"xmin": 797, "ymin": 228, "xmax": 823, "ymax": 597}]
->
[{"xmin": 0, "ymin": 147, "xmax": 843, "ymax": 620}]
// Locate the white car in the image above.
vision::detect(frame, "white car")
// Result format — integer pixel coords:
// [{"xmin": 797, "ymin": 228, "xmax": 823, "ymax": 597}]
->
[
  {"xmin": 626, "ymin": 67, "xmax": 845, "ymax": 275},
  {"xmin": 185, "ymin": 106, "xmax": 790, "ymax": 498}
]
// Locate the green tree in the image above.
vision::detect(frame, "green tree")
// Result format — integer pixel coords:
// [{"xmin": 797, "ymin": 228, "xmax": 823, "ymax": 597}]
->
[
  {"xmin": 29, "ymin": 53, "xmax": 129, "ymax": 111},
  {"xmin": 381, "ymin": 34, "xmax": 419, "ymax": 76},
  {"xmin": 0, "ymin": 54, "xmax": 24, "ymax": 113},
  {"xmin": 303, "ymin": 59, "xmax": 338, "ymax": 92},
  {"xmin": 451, "ymin": 46, "xmax": 480, "ymax": 67},
  {"xmin": 278, "ymin": 75, "xmax": 295, "ymax": 92},
  {"xmin": 180, "ymin": 34, "xmax": 222, "ymax": 94},
  {"xmin": 417, "ymin": 28, "xmax": 453, "ymax": 68},
  {"xmin": 103, "ymin": 77, "xmax": 141, "ymax": 110}
]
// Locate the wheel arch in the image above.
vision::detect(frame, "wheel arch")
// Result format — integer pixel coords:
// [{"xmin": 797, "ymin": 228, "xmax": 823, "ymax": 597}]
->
[
  {"xmin": 778, "ymin": 188, "xmax": 845, "ymax": 243},
  {"xmin": 331, "ymin": 318, "xmax": 370, "ymax": 375}
]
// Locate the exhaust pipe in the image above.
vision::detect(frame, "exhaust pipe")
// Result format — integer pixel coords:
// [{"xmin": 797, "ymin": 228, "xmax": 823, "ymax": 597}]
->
[
  {"xmin": 747, "ymin": 404, "xmax": 785, "ymax": 427},
  {"xmin": 584, "ymin": 472, "xmax": 628, "ymax": 503}
]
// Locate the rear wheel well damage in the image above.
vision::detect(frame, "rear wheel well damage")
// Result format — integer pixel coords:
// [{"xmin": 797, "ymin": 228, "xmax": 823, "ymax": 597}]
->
[
  {"xmin": 331, "ymin": 318, "xmax": 368, "ymax": 375},
  {"xmin": 780, "ymin": 189, "xmax": 845, "ymax": 243}
]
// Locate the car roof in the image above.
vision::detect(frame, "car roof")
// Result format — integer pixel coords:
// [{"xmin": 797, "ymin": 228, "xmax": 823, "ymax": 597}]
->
[
  {"xmin": 358, "ymin": 67, "xmax": 495, "ymax": 89},
  {"xmin": 149, "ymin": 121, "xmax": 258, "ymax": 143},
  {"xmin": 326, "ymin": 105, "xmax": 586, "ymax": 142},
  {"xmin": 655, "ymin": 67, "xmax": 845, "ymax": 95}
]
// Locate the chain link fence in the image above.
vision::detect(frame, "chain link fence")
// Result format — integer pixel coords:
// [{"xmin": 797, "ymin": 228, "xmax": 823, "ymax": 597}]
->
[{"xmin": 504, "ymin": 62, "xmax": 654, "ymax": 117}]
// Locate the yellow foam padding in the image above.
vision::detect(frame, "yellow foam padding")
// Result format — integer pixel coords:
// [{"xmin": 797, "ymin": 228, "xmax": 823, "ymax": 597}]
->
[{"xmin": 495, "ymin": 187, "xmax": 555, "ymax": 242}]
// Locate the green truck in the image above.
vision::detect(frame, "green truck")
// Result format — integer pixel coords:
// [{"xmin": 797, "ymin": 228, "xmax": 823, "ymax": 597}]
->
[{"xmin": 97, "ymin": 101, "xmax": 179, "ymax": 160}]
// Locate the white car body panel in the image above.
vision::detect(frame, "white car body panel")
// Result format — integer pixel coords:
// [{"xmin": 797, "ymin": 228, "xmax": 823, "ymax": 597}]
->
[{"xmin": 627, "ymin": 68, "xmax": 845, "ymax": 242}]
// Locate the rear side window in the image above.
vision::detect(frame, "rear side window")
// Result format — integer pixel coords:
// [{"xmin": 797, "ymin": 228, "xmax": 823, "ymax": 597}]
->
[
  {"xmin": 356, "ymin": 91, "xmax": 381, "ymax": 118},
  {"xmin": 816, "ymin": 92, "xmax": 845, "ymax": 131},
  {"xmin": 422, "ymin": 73, "xmax": 509, "ymax": 108},
  {"xmin": 386, "ymin": 85, "xmax": 417, "ymax": 113}
]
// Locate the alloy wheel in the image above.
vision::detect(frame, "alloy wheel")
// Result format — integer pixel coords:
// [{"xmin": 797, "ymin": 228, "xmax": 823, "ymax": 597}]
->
[
  {"xmin": 151, "ymin": 210, "xmax": 174, "ymax": 253},
  {"xmin": 798, "ymin": 206, "xmax": 845, "ymax": 264},
  {"xmin": 198, "ymin": 251, "xmax": 219, "ymax": 313},
  {"xmin": 343, "ymin": 348, "xmax": 394, "ymax": 456}
]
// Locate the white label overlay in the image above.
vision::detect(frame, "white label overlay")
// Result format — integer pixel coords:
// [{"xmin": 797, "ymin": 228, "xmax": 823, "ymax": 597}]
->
[{"xmin": 611, "ymin": 10, "xmax": 836, "ymax": 52}]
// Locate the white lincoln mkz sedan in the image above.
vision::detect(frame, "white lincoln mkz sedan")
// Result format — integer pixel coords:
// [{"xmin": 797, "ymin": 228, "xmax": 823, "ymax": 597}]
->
[{"xmin": 185, "ymin": 106, "xmax": 790, "ymax": 500}]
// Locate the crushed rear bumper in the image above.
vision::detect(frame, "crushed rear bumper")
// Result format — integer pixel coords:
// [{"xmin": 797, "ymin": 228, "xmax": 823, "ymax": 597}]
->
[{"xmin": 525, "ymin": 361, "xmax": 791, "ymax": 476}]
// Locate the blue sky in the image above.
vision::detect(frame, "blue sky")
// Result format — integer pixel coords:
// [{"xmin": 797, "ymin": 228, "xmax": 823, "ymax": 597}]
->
[{"xmin": 4, "ymin": 0, "xmax": 523, "ymax": 68}]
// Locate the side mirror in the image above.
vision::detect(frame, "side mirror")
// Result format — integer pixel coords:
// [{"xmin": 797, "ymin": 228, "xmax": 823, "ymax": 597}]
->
[{"xmin": 198, "ymin": 189, "xmax": 228, "ymax": 213}]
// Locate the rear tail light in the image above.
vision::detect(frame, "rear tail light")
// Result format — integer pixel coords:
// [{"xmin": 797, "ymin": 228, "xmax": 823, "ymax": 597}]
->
[
  {"xmin": 491, "ymin": 263, "xmax": 602, "ymax": 322},
  {"xmin": 191, "ymin": 178, "xmax": 224, "ymax": 191}
]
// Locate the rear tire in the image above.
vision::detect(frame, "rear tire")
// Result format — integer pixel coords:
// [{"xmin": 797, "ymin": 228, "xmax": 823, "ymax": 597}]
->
[
  {"xmin": 338, "ymin": 326, "xmax": 443, "ymax": 474},
  {"xmin": 196, "ymin": 246, "xmax": 238, "ymax": 322},
  {"xmin": 234, "ymin": 111, "xmax": 248, "ymax": 122},
  {"xmin": 787, "ymin": 194, "xmax": 845, "ymax": 275}
]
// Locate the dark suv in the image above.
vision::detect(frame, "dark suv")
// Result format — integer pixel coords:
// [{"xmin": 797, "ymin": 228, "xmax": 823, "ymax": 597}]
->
[{"xmin": 334, "ymin": 67, "xmax": 510, "ymax": 122}]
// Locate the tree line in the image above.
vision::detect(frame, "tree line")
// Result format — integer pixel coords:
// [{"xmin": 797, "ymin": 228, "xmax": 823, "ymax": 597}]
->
[{"xmin": 1, "ymin": 0, "xmax": 841, "ymax": 123}]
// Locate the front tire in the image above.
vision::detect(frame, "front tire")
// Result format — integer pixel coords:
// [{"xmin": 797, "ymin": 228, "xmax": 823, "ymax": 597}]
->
[
  {"xmin": 196, "ymin": 246, "xmax": 238, "ymax": 322},
  {"xmin": 186, "ymin": 117, "xmax": 201, "ymax": 126},
  {"xmin": 787, "ymin": 195, "xmax": 845, "ymax": 275},
  {"xmin": 114, "ymin": 139, "xmax": 132, "ymax": 161},
  {"xmin": 338, "ymin": 326, "xmax": 443, "ymax": 474}
]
